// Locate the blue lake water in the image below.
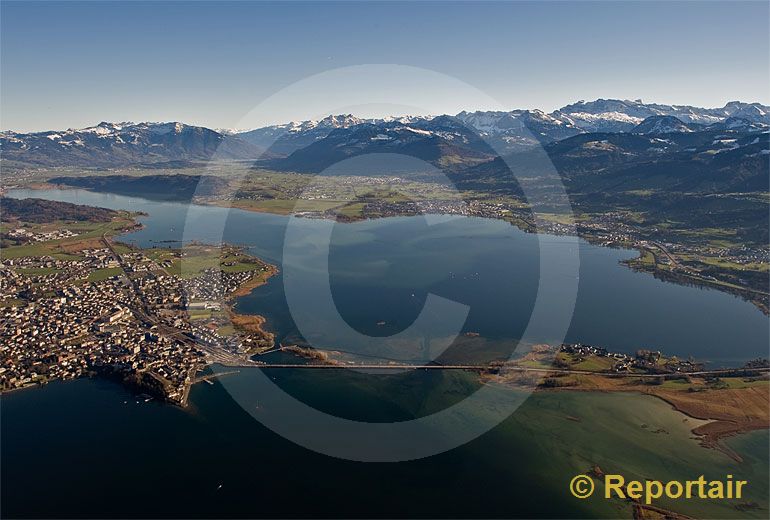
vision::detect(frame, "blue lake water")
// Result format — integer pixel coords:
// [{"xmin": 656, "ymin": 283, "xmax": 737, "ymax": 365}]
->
[
  {"xmin": 3, "ymin": 188, "xmax": 769, "ymax": 519},
  {"xmin": 7, "ymin": 188, "xmax": 768, "ymax": 364}
]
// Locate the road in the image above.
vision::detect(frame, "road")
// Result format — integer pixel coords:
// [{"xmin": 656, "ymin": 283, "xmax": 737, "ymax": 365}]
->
[
  {"xmin": 98, "ymin": 233, "xmax": 769, "ymax": 386},
  {"xmin": 192, "ymin": 370, "xmax": 240, "ymax": 384},
  {"xmin": 219, "ymin": 361, "xmax": 770, "ymax": 379}
]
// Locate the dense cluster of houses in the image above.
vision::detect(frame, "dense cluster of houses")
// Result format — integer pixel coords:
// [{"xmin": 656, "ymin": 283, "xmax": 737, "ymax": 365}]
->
[
  {"xmin": 7, "ymin": 227, "xmax": 79, "ymax": 242},
  {"xmin": 0, "ymin": 244, "xmax": 273, "ymax": 404}
]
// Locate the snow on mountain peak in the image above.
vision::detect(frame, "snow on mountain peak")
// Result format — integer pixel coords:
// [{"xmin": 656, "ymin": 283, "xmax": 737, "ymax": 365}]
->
[{"xmin": 632, "ymin": 115, "xmax": 694, "ymax": 135}]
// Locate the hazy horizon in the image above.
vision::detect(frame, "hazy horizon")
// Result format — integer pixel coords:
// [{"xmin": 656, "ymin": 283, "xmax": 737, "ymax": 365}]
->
[
  {"xmin": 2, "ymin": 1, "xmax": 769, "ymax": 132},
  {"xmin": 4, "ymin": 95, "xmax": 770, "ymax": 134}
]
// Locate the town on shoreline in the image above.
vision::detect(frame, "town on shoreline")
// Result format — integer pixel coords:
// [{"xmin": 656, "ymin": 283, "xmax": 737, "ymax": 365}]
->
[
  {"xmin": 1, "ymin": 194, "xmax": 768, "ymax": 463},
  {"xmin": 4, "ymin": 171, "xmax": 768, "ymax": 316},
  {"xmin": 1, "ymin": 197, "xmax": 278, "ymax": 405}
]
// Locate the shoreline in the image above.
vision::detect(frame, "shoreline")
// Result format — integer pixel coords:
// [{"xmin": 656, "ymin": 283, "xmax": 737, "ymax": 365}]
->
[
  {"xmin": 7, "ymin": 365, "xmax": 767, "ymax": 467},
  {"xmin": 645, "ymin": 386, "xmax": 769, "ymax": 463},
  {"xmin": 223, "ymin": 261, "xmax": 280, "ymax": 354},
  {"xmin": 3, "ymin": 185, "xmax": 768, "ymax": 428},
  {"xmin": 7, "ymin": 183, "xmax": 767, "ymax": 316},
  {"xmin": 532, "ymin": 378, "xmax": 770, "ymax": 463}
]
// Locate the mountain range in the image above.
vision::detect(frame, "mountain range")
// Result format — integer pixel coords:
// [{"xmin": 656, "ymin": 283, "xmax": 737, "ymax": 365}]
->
[
  {"xmin": 2, "ymin": 99, "xmax": 768, "ymax": 193},
  {"xmin": 0, "ymin": 121, "xmax": 263, "ymax": 168}
]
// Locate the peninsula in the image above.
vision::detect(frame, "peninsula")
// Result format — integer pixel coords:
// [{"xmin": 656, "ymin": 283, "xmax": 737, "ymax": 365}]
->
[{"xmin": 0, "ymin": 197, "xmax": 277, "ymax": 405}]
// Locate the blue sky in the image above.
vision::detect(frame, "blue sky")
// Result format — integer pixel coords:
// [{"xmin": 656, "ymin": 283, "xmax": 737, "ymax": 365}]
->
[{"xmin": 1, "ymin": 1, "xmax": 768, "ymax": 132}]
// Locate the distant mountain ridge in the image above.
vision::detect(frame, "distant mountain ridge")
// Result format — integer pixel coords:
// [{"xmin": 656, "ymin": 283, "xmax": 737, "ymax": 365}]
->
[
  {"xmin": 240, "ymin": 99, "xmax": 769, "ymax": 155},
  {"xmin": 631, "ymin": 115, "xmax": 695, "ymax": 135},
  {"xmin": 237, "ymin": 114, "xmax": 369, "ymax": 156},
  {"xmin": 557, "ymin": 99, "xmax": 770, "ymax": 129},
  {"xmin": 0, "ymin": 121, "xmax": 262, "ymax": 168},
  {"xmin": 236, "ymin": 114, "xmax": 433, "ymax": 156},
  {"xmin": 273, "ymin": 115, "xmax": 497, "ymax": 173},
  {"xmin": 2, "ymin": 99, "xmax": 767, "ymax": 170}
]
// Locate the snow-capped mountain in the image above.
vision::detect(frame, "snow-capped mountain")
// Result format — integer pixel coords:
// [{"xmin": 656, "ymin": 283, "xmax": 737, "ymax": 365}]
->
[
  {"xmin": 435, "ymin": 100, "xmax": 768, "ymax": 150},
  {"xmin": 555, "ymin": 99, "xmax": 770, "ymax": 131},
  {"xmin": 455, "ymin": 109, "xmax": 583, "ymax": 151},
  {"xmin": 236, "ymin": 114, "xmax": 437, "ymax": 156},
  {"xmin": 709, "ymin": 117, "xmax": 770, "ymax": 133},
  {"xmin": 237, "ymin": 114, "xmax": 369, "ymax": 156},
  {"xmin": 1, "ymin": 121, "xmax": 261, "ymax": 167},
  {"xmin": 3, "ymin": 99, "xmax": 767, "ymax": 169},
  {"xmin": 273, "ymin": 115, "xmax": 496, "ymax": 173},
  {"xmin": 558, "ymin": 99, "xmax": 668, "ymax": 127},
  {"xmin": 557, "ymin": 111, "xmax": 644, "ymax": 133},
  {"xmin": 631, "ymin": 116, "xmax": 694, "ymax": 135},
  {"xmin": 723, "ymin": 102, "xmax": 770, "ymax": 122}
]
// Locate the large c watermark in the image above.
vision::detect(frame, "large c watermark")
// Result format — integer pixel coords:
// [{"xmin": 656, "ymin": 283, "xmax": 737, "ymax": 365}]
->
[
  {"xmin": 283, "ymin": 154, "xmax": 471, "ymax": 369},
  {"xmin": 183, "ymin": 64, "xmax": 580, "ymax": 462}
]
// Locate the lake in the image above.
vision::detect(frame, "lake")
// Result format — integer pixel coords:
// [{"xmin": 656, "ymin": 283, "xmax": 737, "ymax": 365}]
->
[
  {"xmin": 5, "ymin": 188, "xmax": 768, "ymax": 364},
  {"xmin": 3, "ymin": 369, "xmax": 768, "ymax": 519},
  {"xmin": 2, "ymin": 188, "xmax": 768, "ymax": 518}
]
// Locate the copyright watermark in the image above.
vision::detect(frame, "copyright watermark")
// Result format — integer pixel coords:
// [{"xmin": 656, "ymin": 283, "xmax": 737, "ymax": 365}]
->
[
  {"xmin": 570, "ymin": 473, "xmax": 749, "ymax": 505},
  {"xmin": 185, "ymin": 64, "xmax": 580, "ymax": 462},
  {"xmin": 569, "ymin": 475, "xmax": 595, "ymax": 499}
]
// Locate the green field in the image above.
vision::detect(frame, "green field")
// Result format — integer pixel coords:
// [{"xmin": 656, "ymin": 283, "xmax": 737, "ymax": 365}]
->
[
  {"xmin": 571, "ymin": 356, "xmax": 617, "ymax": 372},
  {"xmin": 163, "ymin": 244, "xmax": 268, "ymax": 279},
  {"xmin": 188, "ymin": 309, "xmax": 212, "ymax": 320},
  {"xmin": 110, "ymin": 242, "xmax": 134, "ymax": 255},
  {"xmin": 0, "ymin": 216, "xmax": 136, "ymax": 260},
  {"xmin": 87, "ymin": 267, "xmax": 124, "ymax": 282},
  {"xmin": 714, "ymin": 377, "xmax": 770, "ymax": 390},
  {"xmin": 227, "ymin": 198, "xmax": 346, "ymax": 215},
  {"xmin": 216, "ymin": 325, "xmax": 237, "ymax": 336},
  {"xmin": 16, "ymin": 267, "xmax": 62, "ymax": 276}
]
